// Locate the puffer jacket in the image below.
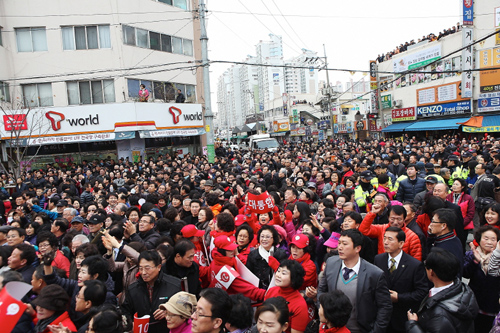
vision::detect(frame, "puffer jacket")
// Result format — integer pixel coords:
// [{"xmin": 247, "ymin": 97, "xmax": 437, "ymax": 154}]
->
[
  {"xmin": 406, "ymin": 279, "xmax": 478, "ymax": 333},
  {"xmin": 445, "ymin": 192, "xmax": 475, "ymax": 230},
  {"xmin": 80, "ymin": 190, "xmax": 94, "ymax": 204},
  {"xmin": 396, "ymin": 177, "xmax": 426, "ymax": 203}
]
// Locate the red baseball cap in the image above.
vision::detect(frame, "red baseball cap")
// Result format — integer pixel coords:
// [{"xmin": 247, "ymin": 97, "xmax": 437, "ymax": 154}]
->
[
  {"xmin": 181, "ymin": 225, "xmax": 205, "ymax": 238},
  {"xmin": 234, "ymin": 214, "xmax": 247, "ymax": 227},
  {"xmin": 214, "ymin": 236, "xmax": 238, "ymax": 251},
  {"xmin": 290, "ymin": 234, "xmax": 309, "ymax": 249},
  {"xmin": 284, "ymin": 210, "xmax": 293, "ymax": 222}
]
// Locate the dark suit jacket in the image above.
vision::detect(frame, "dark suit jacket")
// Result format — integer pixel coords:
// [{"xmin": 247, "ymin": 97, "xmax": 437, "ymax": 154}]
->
[
  {"xmin": 443, "ymin": 200, "xmax": 466, "ymax": 251},
  {"xmin": 318, "ymin": 256, "xmax": 392, "ymax": 333},
  {"xmin": 374, "ymin": 252, "xmax": 429, "ymax": 333}
]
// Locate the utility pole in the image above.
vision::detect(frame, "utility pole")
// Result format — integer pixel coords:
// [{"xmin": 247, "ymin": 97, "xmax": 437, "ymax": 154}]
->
[
  {"xmin": 199, "ymin": 0, "xmax": 215, "ymax": 163},
  {"xmin": 323, "ymin": 44, "xmax": 334, "ymax": 139}
]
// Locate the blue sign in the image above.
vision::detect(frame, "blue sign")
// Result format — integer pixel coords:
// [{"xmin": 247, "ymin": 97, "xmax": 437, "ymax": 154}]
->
[
  {"xmin": 462, "ymin": 0, "xmax": 473, "ymax": 26},
  {"xmin": 417, "ymin": 101, "xmax": 471, "ymax": 118},
  {"xmin": 478, "ymin": 93, "xmax": 500, "ymax": 113}
]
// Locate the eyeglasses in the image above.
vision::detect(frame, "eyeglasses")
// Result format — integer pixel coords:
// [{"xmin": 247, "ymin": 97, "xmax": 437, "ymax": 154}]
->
[
  {"xmin": 388, "ymin": 217, "xmax": 404, "ymax": 222},
  {"xmin": 38, "ymin": 243, "xmax": 51, "ymax": 249},
  {"xmin": 166, "ymin": 312, "xmax": 180, "ymax": 320},
  {"xmin": 430, "ymin": 220, "xmax": 445, "ymax": 224},
  {"xmin": 139, "ymin": 266, "xmax": 156, "ymax": 272},
  {"xmin": 192, "ymin": 310, "xmax": 213, "ymax": 319},
  {"xmin": 260, "ymin": 235, "xmax": 273, "ymax": 240}
]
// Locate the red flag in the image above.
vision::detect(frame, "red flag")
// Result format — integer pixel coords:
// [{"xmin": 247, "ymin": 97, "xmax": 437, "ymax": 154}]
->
[
  {"xmin": 134, "ymin": 312, "xmax": 150, "ymax": 333},
  {"xmin": 0, "ymin": 281, "xmax": 31, "ymax": 333},
  {"xmin": 247, "ymin": 191, "xmax": 274, "ymax": 214}
]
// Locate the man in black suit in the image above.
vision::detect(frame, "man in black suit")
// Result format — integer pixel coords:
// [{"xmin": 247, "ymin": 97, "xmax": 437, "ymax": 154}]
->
[
  {"xmin": 318, "ymin": 229, "xmax": 392, "ymax": 333},
  {"xmin": 374, "ymin": 227, "xmax": 428, "ymax": 333}
]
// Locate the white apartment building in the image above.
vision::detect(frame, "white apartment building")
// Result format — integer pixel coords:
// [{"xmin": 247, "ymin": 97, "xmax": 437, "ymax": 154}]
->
[{"xmin": 0, "ymin": 0, "xmax": 202, "ymax": 168}]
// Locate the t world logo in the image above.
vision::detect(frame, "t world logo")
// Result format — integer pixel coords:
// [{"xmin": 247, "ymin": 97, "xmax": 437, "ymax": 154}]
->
[
  {"xmin": 169, "ymin": 106, "xmax": 203, "ymax": 124},
  {"xmin": 45, "ymin": 111, "xmax": 99, "ymax": 131}
]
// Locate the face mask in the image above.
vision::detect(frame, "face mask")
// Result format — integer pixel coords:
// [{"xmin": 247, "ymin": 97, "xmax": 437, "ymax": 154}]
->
[{"xmin": 7, "ymin": 217, "xmax": 13, "ymax": 223}]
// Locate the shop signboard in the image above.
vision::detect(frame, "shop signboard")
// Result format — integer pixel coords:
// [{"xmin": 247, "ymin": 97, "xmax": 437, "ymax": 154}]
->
[
  {"xmin": 393, "ymin": 44, "xmax": 441, "ymax": 72},
  {"xmin": 355, "ymin": 120, "xmax": 367, "ymax": 131},
  {"xmin": 1, "ymin": 103, "xmax": 204, "ymax": 141},
  {"xmin": 416, "ymin": 81, "xmax": 469, "ymax": 107},
  {"xmin": 392, "ymin": 107, "xmax": 416, "ymax": 122},
  {"xmin": 381, "ymin": 95, "xmax": 392, "ymax": 109},
  {"xmin": 461, "ymin": 27, "xmax": 473, "ymax": 98},
  {"xmin": 478, "ymin": 92, "xmax": 500, "ymax": 112},
  {"xmin": 479, "ymin": 47, "xmax": 500, "ymax": 93},
  {"xmin": 383, "ymin": 113, "xmax": 393, "ymax": 127},
  {"xmin": 272, "ymin": 121, "xmax": 289, "ymax": 132},
  {"xmin": 334, "ymin": 122, "xmax": 353, "ymax": 134},
  {"xmin": 463, "ymin": 0, "xmax": 473, "ymax": 26},
  {"xmin": 417, "ymin": 101, "xmax": 471, "ymax": 118}
]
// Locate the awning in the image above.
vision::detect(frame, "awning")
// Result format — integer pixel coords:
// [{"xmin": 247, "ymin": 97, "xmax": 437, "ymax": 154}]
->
[
  {"xmin": 6, "ymin": 131, "xmax": 136, "ymax": 147},
  {"xmin": 462, "ymin": 115, "xmax": 500, "ymax": 133},
  {"xmin": 232, "ymin": 126, "xmax": 241, "ymax": 134},
  {"xmin": 404, "ymin": 117, "xmax": 470, "ymax": 132},
  {"xmin": 382, "ymin": 122, "xmax": 416, "ymax": 133},
  {"xmin": 241, "ymin": 122, "xmax": 259, "ymax": 132}
]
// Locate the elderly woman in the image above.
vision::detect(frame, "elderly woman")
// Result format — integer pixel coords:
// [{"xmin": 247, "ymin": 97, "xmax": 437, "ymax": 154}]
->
[{"xmin": 158, "ymin": 292, "xmax": 197, "ymax": 333}]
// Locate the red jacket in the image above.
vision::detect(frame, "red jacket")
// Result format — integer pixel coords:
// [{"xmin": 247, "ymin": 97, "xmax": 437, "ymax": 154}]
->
[
  {"xmin": 53, "ymin": 250, "xmax": 70, "ymax": 277},
  {"xmin": 266, "ymin": 286, "xmax": 309, "ymax": 332},
  {"xmin": 290, "ymin": 252, "xmax": 318, "ymax": 290},
  {"xmin": 359, "ymin": 212, "xmax": 422, "ymax": 261},
  {"xmin": 320, "ymin": 324, "xmax": 351, "ymax": 333},
  {"xmin": 446, "ymin": 192, "xmax": 475, "ymax": 230},
  {"xmin": 33, "ymin": 311, "xmax": 76, "ymax": 333},
  {"xmin": 201, "ymin": 251, "xmax": 266, "ymax": 302}
]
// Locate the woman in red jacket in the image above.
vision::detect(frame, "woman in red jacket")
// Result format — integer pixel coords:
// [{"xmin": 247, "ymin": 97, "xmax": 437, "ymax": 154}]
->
[
  {"xmin": 446, "ymin": 178, "xmax": 475, "ymax": 231},
  {"xmin": 319, "ymin": 290, "xmax": 353, "ymax": 333},
  {"xmin": 289, "ymin": 233, "xmax": 318, "ymax": 290},
  {"xmin": 235, "ymin": 224, "xmax": 254, "ymax": 265},
  {"xmin": 265, "ymin": 260, "xmax": 309, "ymax": 333},
  {"xmin": 30, "ymin": 284, "xmax": 76, "ymax": 333}
]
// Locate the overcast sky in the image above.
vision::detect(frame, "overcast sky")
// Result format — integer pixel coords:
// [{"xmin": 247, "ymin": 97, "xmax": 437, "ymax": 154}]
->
[{"xmin": 204, "ymin": 0, "xmax": 461, "ymax": 108}]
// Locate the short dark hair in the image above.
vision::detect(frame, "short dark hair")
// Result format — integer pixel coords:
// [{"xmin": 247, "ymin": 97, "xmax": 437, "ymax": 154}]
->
[
  {"xmin": 340, "ymin": 229, "xmax": 364, "ymax": 249},
  {"xmin": 13, "ymin": 243, "xmax": 37, "ymax": 266},
  {"xmin": 257, "ymin": 225, "xmax": 280, "ymax": 247},
  {"xmin": 216, "ymin": 212, "xmax": 235, "ymax": 233},
  {"xmin": 53, "ymin": 218, "xmax": 69, "ymax": 233},
  {"xmin": 138, "ymin": 250, "xmax": 162, "ymax": 267},
  {"xmin": 8, "ymin": 227, "xmax": 26, "ymax": 239},
  {"xmin": 285, "ymin": 187, "xmax": 298, "ymax": 198},
  {"xmin": 235, "ymin": 224, "xmax": 254, "ymax": 245},
  {"xmin": 343, "ymin": 211, "xmax": 362, "ymax": 225},
  {"xmin": 433, "ymin": 208, "xmax": 456, "ymax": 231},
  {"xmin": 320, "ymin": 198, "xmax": 335, "ymax": 209},
  {"xmin": 206, "ymin": 193, "xmax": 219, "ymax": 206},
  {"xmin": 255, "ymin": 297, "xmax": 289, "ymax": 327},
  {"xmin": 407, "ymin": 163, "xmax": 417, "ymax": 170},
  {"xmin": 389, "ymin": 205, "xmax": 407, "ymax": 220},
  {"xmin": 319, "ymin": 290, "xmax": 353, "ymax": 328},
  {"xmin": 83, "ymin": 279, "xmax": 107, "ymax": 307},
  {"xmin": 227, "ymin": 294, "xmax": 253, "ymax": 329},
  {"xmin": 377, "ymin": 174, "xmax": 389, "ymax": 185},
  {"xmin": 424, "ymin": 247, "xmax": 459, "ymax": 282},
  {"xmin": 75, "ymin": 243, "xmax": 99, "ymax": 258},
  {"xmin": 474, "ymin": 225, "xmax": 500, "ymax": 245},
  {"xmin": 174, "ymin": 239, "xmax": 196, "ymax": 258},
  {"xmin": 199, "ymin": 288, "xmax": 232, "ymax": 325},
  {"xmin": 81, "ymin": 255, "xmax": 109, "ymax": 282},
  {"xmin": 278, "ymin": 259, "xmax": 305, "ymax": 290},
  {"xmin": 0, "ymin": 270, "xmax": 23, "ymax": 287},
  {"xmin": 385, "ymin": 226, "xmax": 406, "ymax": 242},
  {"xmin": 36, "ymin": 231, "xmax": 59, "ymax": 249}
]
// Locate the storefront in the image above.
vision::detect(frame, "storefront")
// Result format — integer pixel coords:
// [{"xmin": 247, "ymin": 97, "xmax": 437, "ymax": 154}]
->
[{"xmin": 1, "ymin": 102, "xmax": 205, "ymax": 169}]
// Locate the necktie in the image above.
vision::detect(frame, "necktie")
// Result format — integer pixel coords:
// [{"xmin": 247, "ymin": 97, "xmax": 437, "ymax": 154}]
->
[
  {"xmin": 389, "ymin": 258, "xmax": 396, "ymax": 274},
  {"xmin": 343, "ymin": 267, "xmax": 353, "ymax": 281}
]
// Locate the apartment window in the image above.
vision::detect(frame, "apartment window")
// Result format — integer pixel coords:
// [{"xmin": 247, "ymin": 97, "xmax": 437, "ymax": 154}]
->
[
  {"xmin": 156, "ymin": 0, "xmax": 188, "ymax": 10},
  {"xmin": 16, "ymin": 27, "xmax": 48, "ymax": 52},
  {"xmin": 128, "ymin": 79, "xmax": 195, "ymax": 102},
  {"xmin": 62, "ymin": 25, "xmax": 111, "ymax": 50},
  {"xmin": 122, "ymin": 25, "xmax": 192, "ymax": 56},
  {"xmin": 0, "ymin": 81, "xmax": 10, "ymax": 102},
  {"xmin": 67, "ymin": 80, "xmax": 115, "ymax": 105},
  {"xmin": 22, "ymin": 83, "xmax": 53, "ymax": 107}
]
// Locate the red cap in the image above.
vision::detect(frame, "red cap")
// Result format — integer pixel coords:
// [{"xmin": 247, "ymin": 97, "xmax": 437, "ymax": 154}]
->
[
  {"xmin": 214, "ymin": 236, "xmax": 238, "ymax": 251},
  {"xmin": 284, "ymin": 210, "xmax": 293, "ymax": 222},
  {"xmin": 181, "ymin": 225, "xmax": 205, "ymax": 238},
  {"xmin": 290, "ymin": 234, "xmax": 309, "ymax": 249},
  {"xmin": 234, "ymin": 214, "xmax": 247, "ymax": 226}
]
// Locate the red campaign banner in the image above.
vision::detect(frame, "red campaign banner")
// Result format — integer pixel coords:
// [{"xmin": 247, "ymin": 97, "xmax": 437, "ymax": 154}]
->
[
  {"xmin": 134, "ymin": 312, "xmax": 150, "ymax": 333},
  {"xmin": 3, "ymin": 115, "xmax": 28, "ymax": 131},
  {"xmin": 0, "ymin": 281, "xmax": 32, "ymax": 333},
  {"xmin": 247, "ymin": 191, "xmax": 274, "ymax": 214}
]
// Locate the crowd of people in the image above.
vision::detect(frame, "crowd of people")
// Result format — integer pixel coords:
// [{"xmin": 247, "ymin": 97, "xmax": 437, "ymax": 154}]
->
[
  {"xmin": 1, "ymin": 133, "xmax": 500, "ymax": 333},
  {"xmin": 377, "ymin": 23, "xmax": 461, "ymax": 63}
]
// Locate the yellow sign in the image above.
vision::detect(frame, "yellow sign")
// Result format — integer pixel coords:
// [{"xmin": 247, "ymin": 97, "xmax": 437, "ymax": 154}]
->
[
  {"xmin": 463, "ymin": 126, "xmax": 500, "ymax": 133},
  {"xmin": 205, "ymin": 125, "xmax": 210, "ymax": 132},
  {"xmin": 496, "ymin": 29, "xmax": 500, "ymax": 46}
]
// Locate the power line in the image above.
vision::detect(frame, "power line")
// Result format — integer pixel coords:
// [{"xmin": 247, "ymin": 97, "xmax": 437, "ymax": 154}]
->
[
  {"xmin": 0, "ymin": 8, "xmax": 193, "ymax": 18},
  {"xmin": 270, "ymin": 0, "xmax": 308, "ymax": 49}
]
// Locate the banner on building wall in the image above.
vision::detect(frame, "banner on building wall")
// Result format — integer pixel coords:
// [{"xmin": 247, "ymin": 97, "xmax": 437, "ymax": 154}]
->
[
  {"xmin": 272, "ymin": 121, "xmax": 290, "ymax": 132},
  {"xmin": 479, "ymin": 47, "xmax": 500, "ymax": 93},
  {"xmin": 463, "ymin": 0, "xmax": 473, "ymax": 26},
  {"xmin": 461, "ymin": 27, "xmax": 474, "ymax": 98},
  {"xmin": 381, "ymin": 95, "xmax": 392, "ymax": 109},
  {"xmin": 393, "ymin": 44, "xmax": 441, "ymax": 72},
  {"xmin": 416, "ymin": 81, "xmax": 469, "ymax": 107},
  {"xmin": 478, "ymin": 92, "xmax": 500, "ymax": 113},
  {"xmin": 392, "ymin": 107, "xmax": 417, "ymax": 122},
  {"xmin": 383, "ymin": 113, "xmax": 393, "ymax": 127}
]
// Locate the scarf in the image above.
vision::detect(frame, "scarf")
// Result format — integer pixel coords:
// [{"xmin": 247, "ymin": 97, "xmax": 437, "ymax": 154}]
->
[
  {"xmin": 289, "ymin": 252, "xmax": 311, "ymax": 265},
  {"xmin": 258, "ymin": 245, "xmax": 274, "ymax": 263},
  {"xmin": 319, "ymin": 323, "xmax": 351, "ymax": 333},
  {"xmin": 209, "ymin": 230, "xmax": 234, "ymax": 239},
  {"xmin": 212, "ymin": 250, "xmax": 237, "ymax": 269},
  {"xmin": 477, "ymin": 246, "xmax": 493, "ymax": 274},
  {"xmin": 299, "ymin": 199, "xmax": 313, "ymax": 205},
  {"xmin": 34, "ymin": 312, "xmax": 62, "ymax": 333}
]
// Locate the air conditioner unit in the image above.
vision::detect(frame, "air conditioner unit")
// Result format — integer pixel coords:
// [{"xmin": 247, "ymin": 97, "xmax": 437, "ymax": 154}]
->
[{"xmin": 392, "ymin": 100, "xmax": 403, "ymax": 107}]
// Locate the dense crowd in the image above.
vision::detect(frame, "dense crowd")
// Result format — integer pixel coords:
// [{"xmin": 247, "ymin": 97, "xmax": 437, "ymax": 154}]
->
[
  {"xmin": 376, "ymin": 23, "xmax": 461, "ymax": 63},
  {"xmin": 1, "ymin": 133, "xmax": 500, "ymax": 333}
]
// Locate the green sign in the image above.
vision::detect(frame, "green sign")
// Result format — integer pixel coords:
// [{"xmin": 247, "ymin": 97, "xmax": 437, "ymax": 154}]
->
[
  {"xmin": 381, "ymin": 95, "xmax": 392, "ymax": 109},
  {"xmin": 207, "ymin": 144, "xmax": 215, "ymax": 164}
]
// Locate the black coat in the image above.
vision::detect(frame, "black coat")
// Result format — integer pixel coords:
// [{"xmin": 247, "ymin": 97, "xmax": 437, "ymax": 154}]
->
[
  {"xmin": 130, "ymin": 229, "xmax": 160, "ymax": 250},
  {"xmin": 396, "ymin": 177, "xmax": 426, "ymax": 203},
  {"xmin": 406, "ymin": 279, "xmax": 478, "ymax": 333},
  {"xmin": 122, "ymin": 272, "xmax": 182, "ymax": 333},
  {"xmin": 246, "ymin": 247, "xmax": 287, "ymax": 289},
  {"xmin": 162, "ymin": 258, "xmax": 201, "ymax": 297},
  {"xmin": 374, "ymin": 252, "xmax": 429, "ymax": 332}
]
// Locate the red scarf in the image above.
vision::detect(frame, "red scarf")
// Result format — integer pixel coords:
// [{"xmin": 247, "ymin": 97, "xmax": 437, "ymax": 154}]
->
[
  {"xmin": 212, "ymin": 250, "xmax": 237, "ymax": 269},
  {"xmin": 320, "ymin": 323, "xmax": 351, "ymax": 333},
  {"xmin": 289, "ymin": 252, "xmax": 311, "ymax": 265},
  {"xmin": 209, "ymin": 230, "xmax": 235, "ymax": 239},
  {"xmin": 299, "ymin": 199, "xmax": 313, "ymax": 205}
]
